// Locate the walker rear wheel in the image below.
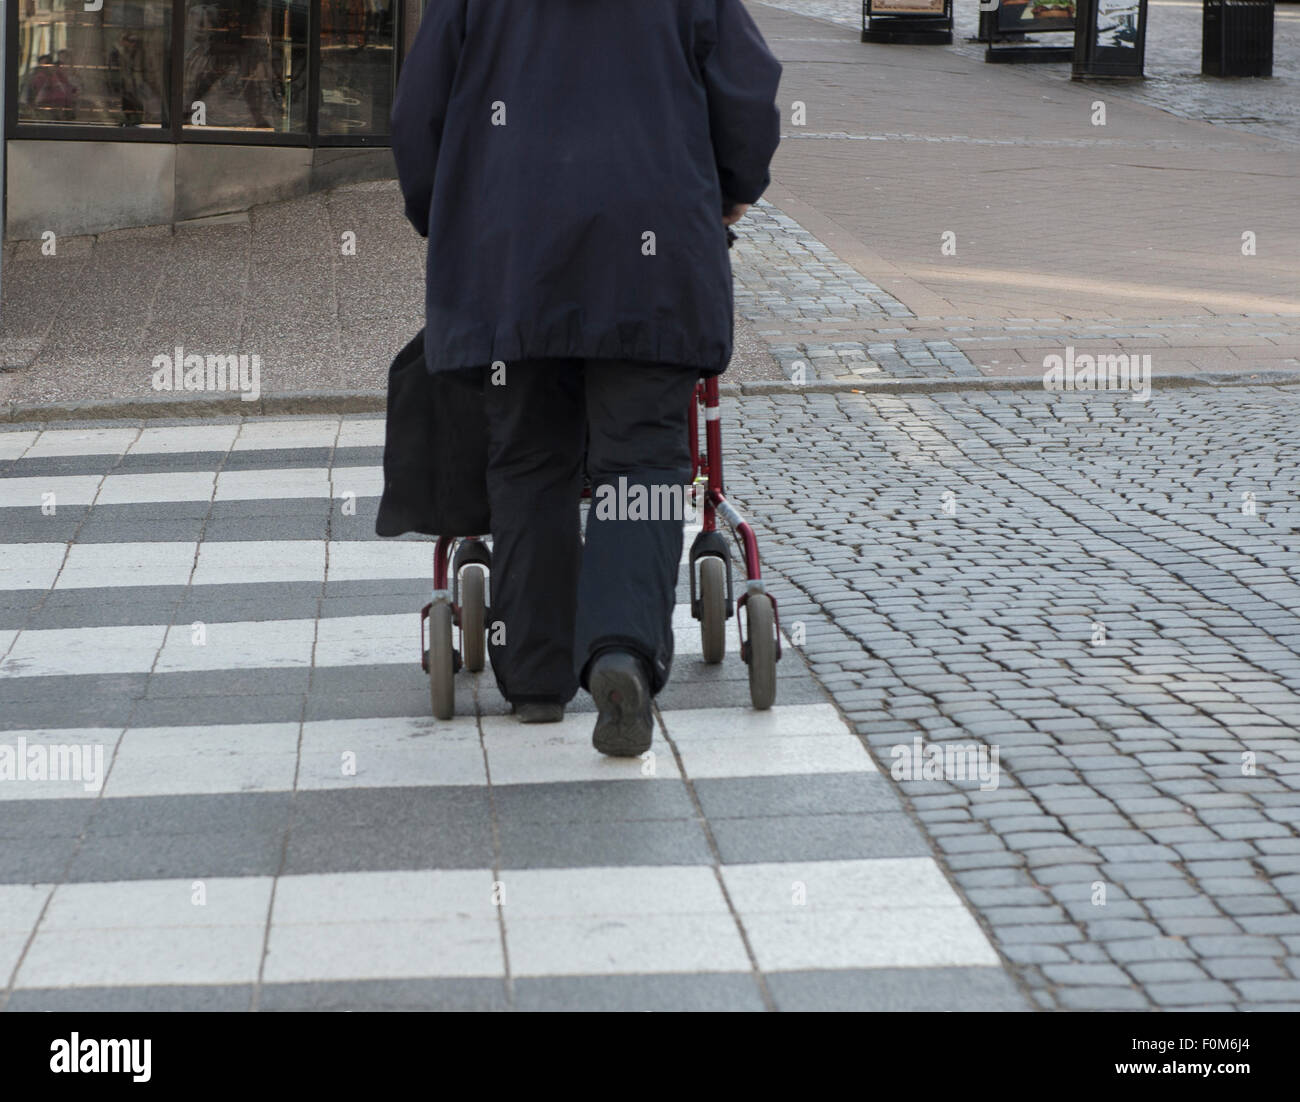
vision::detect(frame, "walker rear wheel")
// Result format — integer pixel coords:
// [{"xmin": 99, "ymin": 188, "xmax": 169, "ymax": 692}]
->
[
  {"xmin": 745, "ymin": 594, "xmax": 776, "ymax": 711},
  {"xmin": 698, "ymin": 556, "xmax": 727, "ymax": 664},
  {"xmin": 429, "ymin": 601, "xmax": 455, "ymax": 719},
  {"xmin": 460, "ymin": 565, "xmax": 487, "ymax": 673}
]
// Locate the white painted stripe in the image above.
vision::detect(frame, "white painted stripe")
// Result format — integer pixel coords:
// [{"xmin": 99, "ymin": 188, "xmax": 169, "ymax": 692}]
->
[
  {"xmin": 0, "ymin": 704, "xmax": 868, "ymax": 800},
  {"xmin": 1, "ymin": 420, "xmax": 367, "ymax": 459},
  {"xmin": 230, "ymin": 420, "xmax": 342, "ymax": 452},
  {"xmin": 0, "ymin": 466, "xmax": 385, "ymax": 508},
  {"xmin": 61, "ymin": 542, "xmax": 198, "ymax": 590},
  {"xmin": 7, "ymin": 859, "xmax": 997, "ymax": 987},
  {"xmin": 0, "ymin": 432, "xmax": 40, "ymax": 461},
  {"xmin": 23, "ymin": 427, "xmax": 140, "ymax": 458},
  {"xmin": 2, "ymin": 528, "xmax": 702, "ymax": 592},
  {"xmin": 193, "ymin": 541, "xmax": 326, "ymax": 586},
  {"xmin": 0, "ymin": 475, "xmax": 104, "ymax": 508},
  {"xmin": 0, "ymin": 544, "xmax": 67, "ymax": 590},
  {"xmin": 132, "ymin": 424, "xmax": 242, "ymax": 454},
  {"xmin": 1, "ymin": 624, "xmax": 168, "ymax": 678},
  {"xmin": 720, "ymin": 859, "xmax": 1001, "ymax": 970},
  {"xmin": 0, "ymin": 541, "xmax": 443, "ymax": 590},
  {"xmin": 0, "ymin": 606, "xmax": 756, "ymax": 678}
]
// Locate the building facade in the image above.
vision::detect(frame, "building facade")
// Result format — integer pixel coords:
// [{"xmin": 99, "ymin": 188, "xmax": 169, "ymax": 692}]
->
[{"xmin": 4, "ymin": 0, "xmax": 423, "ymax": 237}]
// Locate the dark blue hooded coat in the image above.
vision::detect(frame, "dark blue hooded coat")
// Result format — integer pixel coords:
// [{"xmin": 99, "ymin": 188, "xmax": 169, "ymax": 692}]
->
[{"xmin": 390, "ymin": 0, "xmax": 782, "ymax": 377}]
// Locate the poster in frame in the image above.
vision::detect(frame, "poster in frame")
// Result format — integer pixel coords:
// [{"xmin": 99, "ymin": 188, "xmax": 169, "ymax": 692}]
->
[
  {"xmin": 995, "ymin": 0, "xmax": 1078, "ymax": 34},
  {"xmin": 871, "ymin": 0, "xmax": 947, "ymax": 13},
  {"xmin": 862, "ymin": 0, "xmax": 953, "ymax": 43}
]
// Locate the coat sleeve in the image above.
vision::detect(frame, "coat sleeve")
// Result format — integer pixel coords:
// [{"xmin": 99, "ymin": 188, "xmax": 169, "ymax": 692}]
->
[
  {"xmin": 390, "ymin": 0, "xmax": 467, "ymax": 238},
  {"xmin": 699, "ymin": 0, "xmax": 783, "ymax": 209}
]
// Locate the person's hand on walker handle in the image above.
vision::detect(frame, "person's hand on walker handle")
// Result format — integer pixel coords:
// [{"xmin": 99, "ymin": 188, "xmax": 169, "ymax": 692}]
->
[{"xmin": 723, "ymin": 202, "xmax": 750, "ymax": 226}]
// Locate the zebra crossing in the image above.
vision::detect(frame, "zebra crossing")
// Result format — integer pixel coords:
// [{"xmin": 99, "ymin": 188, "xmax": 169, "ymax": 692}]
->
[{"xmin": 0, "ymin": 417, "xmax": 1022, "ymax": 1011}]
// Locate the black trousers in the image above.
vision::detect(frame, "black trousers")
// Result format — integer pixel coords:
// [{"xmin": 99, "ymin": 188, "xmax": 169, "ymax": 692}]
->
[{"xmin": 482, "ymin": 359, "xmax": 699, "ymax": 704}]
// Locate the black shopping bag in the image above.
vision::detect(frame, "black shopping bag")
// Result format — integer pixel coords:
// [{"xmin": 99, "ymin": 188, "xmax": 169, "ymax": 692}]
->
[{"xmin": 374, "ymin": 331, "xmax": 491, "ymax": 538}]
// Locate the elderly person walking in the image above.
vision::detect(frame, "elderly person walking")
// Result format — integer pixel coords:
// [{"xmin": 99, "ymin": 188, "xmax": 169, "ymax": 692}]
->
[{"xmin": 391, "ymin": 0, "xmax": 781, "ymax": 756}]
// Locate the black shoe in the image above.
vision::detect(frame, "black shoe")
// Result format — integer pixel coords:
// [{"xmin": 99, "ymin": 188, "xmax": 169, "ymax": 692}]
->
[
  {"xmin": 512, "ymin": 701, "xmax": 565, "ymax": 724},
  {"xmin": 589, "ymin": 651, "xmax": 654, "ymax": 757}
]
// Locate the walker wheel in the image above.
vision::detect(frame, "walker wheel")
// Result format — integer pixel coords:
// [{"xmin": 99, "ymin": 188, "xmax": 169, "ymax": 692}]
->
[
  {"xmin": 460, "ymin": 565, "xmax": 487, "ymax": 673},
  {"xmin": 745, "ymin": 593, "xmax": 777, "ymax": 711},
  {"xmin": 428, "ymin": 601, "xmax": 455, "ymax": 719},
  {"xmin": 698, "ymin": 556, "xmax": 727, "ymax": 665}
]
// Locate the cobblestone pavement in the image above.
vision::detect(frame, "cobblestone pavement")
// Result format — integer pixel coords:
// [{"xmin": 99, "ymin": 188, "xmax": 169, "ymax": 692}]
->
[
  {"xmin": 762, "ymin": 0, "xmax": 1300, "ymax": 146},
  {"xmin": 721, "ymin": 384, "xmax": 1300, "ymax": 1010}
]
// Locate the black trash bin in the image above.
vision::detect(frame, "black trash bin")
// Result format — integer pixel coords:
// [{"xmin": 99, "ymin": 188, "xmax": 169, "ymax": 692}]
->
[{"xmin": 1202, "ymin": 0, "xmax": 1274, "ymax": 77}]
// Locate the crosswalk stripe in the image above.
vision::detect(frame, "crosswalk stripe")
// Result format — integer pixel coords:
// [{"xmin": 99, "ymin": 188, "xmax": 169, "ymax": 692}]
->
[
  {"xmin": 0, "ymin": 533, "xmax": 715, "ymax": 591},
  {"xmin": 0, "ymin": 466, "xmax": 385, "ymax": 508},
  {"xmin": 0, "ymin": 703, "xmax": 870, "ymax": 802},
  {"xmin": 1, "ymin": 419, "xmax": 387, "ymax": 460},
  {"xmin": 0, "ymin": 604, "xmax": 758, "ymax": 678},
  {"xmin": 0, "ymin": 421, "xmax": 1009, "ymax": 1001},
  {"xmin": 1, "ymin": 860, "xmax": 998, "ymax": 987}
]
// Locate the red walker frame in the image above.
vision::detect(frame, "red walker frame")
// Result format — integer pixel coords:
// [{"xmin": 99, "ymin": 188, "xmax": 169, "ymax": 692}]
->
[{"xmin": 420, "ymin": 375, "xmax": 780, "ymax": 693}]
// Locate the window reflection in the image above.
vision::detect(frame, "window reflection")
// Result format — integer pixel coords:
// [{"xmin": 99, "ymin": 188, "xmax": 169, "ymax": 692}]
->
[
  {"xmin": 183, "ymin": 0, "xmax": 308, "ymax": 132},
  {"xmin": 17, "ymin": 0, "xmax": 169, "ymax": 128},
  {"xmin": 319, "ymin": 0, "xmax": 395, "ymax": 136}
]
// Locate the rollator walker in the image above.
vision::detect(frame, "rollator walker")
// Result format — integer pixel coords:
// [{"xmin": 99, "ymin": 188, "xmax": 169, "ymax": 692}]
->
[{"xmin": 419, "ymin": 379, "xmax": 781, "ymax": 720}]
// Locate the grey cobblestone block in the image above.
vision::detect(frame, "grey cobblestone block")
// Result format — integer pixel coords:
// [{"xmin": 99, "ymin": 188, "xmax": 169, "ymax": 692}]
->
[
  {"xmin": 1003, "ymin": 831, "xmax": 1079, "ymax": 850},
  {"xmin": 997, "ymin": 924, "xmax": 1085, "ymax": 945},
  {"xmin": 1123, "ymin": 878, "xmax": 1199, "ymax": 900},
  {"xmin": 1000, "ymin": 943, "xmax": 1072, "ymax": 966},
  {"xmin": 1085, "ymin": 919, "xmax": 1162, "ymax": 940},
  {"xmin": 1128, "ymin": 961, "xmax": 1210, "ymax": 984},
  {"xmin": 1074, "ymin": 830, "xmax": 1157, "ymax": 847},
  {"xmin": 1173, "ymin": 841, "xmax": 1260, "ymax": 860},
  {"xmin": 936, "ymin": 833, "xmax": 1009, "ymax": 854},
  {"xmin": 1145, "ymin": 897, "xmax": 1223, "ymax": 919},
  {"xmin": 1067, "ymin": 942, "xmax": 1113, "ymax": 964},
  {"xmin": 1203, "ymin": 957, "xmax": 1289, "ymax": 981},
  {"xmin": 1159, "ymin": 918, "xmax": 1245, "ymax": 937},
  {"xmin": 1042, "ymin": 963, "xmax": 1132, "ymax": 986},
  {"xmin": 1063, "ymin": 900, "xmax": 1148, "ymax": 922},
  {"xmin": 1030, "ymin": 863, "xmax": 1108, "ymax": 886},
  {"xmin": 945, "ymin": 852, "xmax": 1027, "ymax": 871},
  {"xmin": 1148, "ymin": 827, "xmax": 1221, "ymax": 844},
  {"xmin": 1024, "ymin": 847, "xmax": 1103, "ymax": 868},
  {"xmin": 1187, "ymin": 935, "xmax": 1284, "ymax": 957},
  {"xmin": 1232, "ymin": 980, "xmax": 1300, "ymax": 1001},
  {"xmin": 965, "ymin": 888, "xmax": 1053, "ymax": 907},
  {"xmin": 1147, "ymin": 981, "xmax": 1237, "ymax": 1005},
  {"xmin": 1216, "ymin": 895, "xmax": 1290, "ymax": 916},
  {"xmin": 1057, "ymin": 987, "xmax": 1150, "ymax": 1010},
  {"xmin": 981, "ymin": 906, "xmax": 1068, "ymax": 926},
  {"xmin": 1237, "ymin": 914, "xmax": 1300, "ymax": 935},
  {"xmin": 1105, "ymin": 938, "xmax": 1195, "ymax": 963}
]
